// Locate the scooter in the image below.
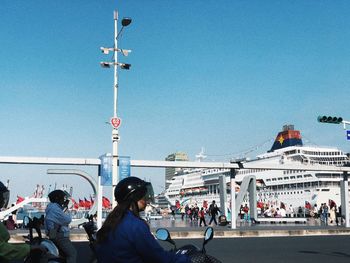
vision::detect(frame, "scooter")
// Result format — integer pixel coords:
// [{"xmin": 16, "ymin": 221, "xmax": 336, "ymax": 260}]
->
[
  {"xmin": 155, "ymin": 227, "xmax": 222, "ymax": 263},
  {"xmin": 23, "ymin": 215, "xmax": 65, "ymax": 263},
  {"xmin": 23, "ymin": 214, "xmax": 97, "ymax": 263}
]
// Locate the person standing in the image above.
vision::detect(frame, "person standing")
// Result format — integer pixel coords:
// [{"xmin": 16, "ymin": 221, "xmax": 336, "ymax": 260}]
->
[
  {"xmin": 45, "ymin": 190, "xmax": 76, "ymax": 263},
  {"xmin": 193, "ymin": 204, "xmax": 199, "ymax": 221},
  {"xmin": 312, "ymin": 204, "xmax": 318, "ymax": 219},
  {"xmin": 337, "ymin": 205, "xmax": 342, "ymax": 226},
  {"xmin": 322, "ymin": 203, "xmax": 329, "ymax": 225},
  {"xmin": 239, "ymin": 205, "xmax": 244, "ymax": 220},
  {"xmin": 243, "ymin": 204, "xmax": 250, "ymax": 222},
  {"xmin": 329, "ymin": 204, "xmax": 336, "ymax": 225},
  {"xmin": 170, "ymin": 206, "xmax": 176, "ymax": 221},
  {"xmin": 198, "ymin": 207, "xmax": 207, "ymax": 227},
  {"xmin": 180, "ymin": 206, "xmax": 186, "ymax": 220},
  {"xmin": 208, "ymin": 200, "xmax": 220, "ymax": 226},
  {"xmin": 288, "ymin": 205, "xmax": 294, "ymax": 218}
]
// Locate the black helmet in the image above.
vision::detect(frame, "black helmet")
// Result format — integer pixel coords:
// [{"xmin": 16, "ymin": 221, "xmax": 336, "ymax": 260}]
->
[
  {"xmin": 48, "ymin": 190, "xmax": 70, "ymax": 206},
  {"xmin": 114, "ymin": 177, "xmax": 154, "ymax": 204},
  {"xmin": 0, "ymin": 181, "xmax": 9, "ymax": 209}
]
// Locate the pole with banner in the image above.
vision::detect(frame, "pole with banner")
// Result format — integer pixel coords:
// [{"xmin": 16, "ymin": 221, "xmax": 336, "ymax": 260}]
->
[{"xmin": 347, "ymin": 130, "xmax": 350, "ymax": 140}]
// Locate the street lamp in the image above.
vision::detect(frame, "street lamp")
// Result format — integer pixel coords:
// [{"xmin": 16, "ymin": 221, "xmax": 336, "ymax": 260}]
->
[{"xmin": 101, "ymin": 10, "xmax": 132, "ymax": 208}]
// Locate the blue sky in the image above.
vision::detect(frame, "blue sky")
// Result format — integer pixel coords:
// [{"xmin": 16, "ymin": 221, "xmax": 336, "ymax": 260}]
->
[{"xmin": 1, "ymin": 1, "xmax": 350, "ymax": 203}]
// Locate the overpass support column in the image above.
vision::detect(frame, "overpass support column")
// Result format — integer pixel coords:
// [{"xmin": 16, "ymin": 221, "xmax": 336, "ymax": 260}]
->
[
  {"xmin": 230, "ymin": 169, "xmax": 237, "ymax": 229},
  {"xmin": 219, "ymin": 175, "xmax": 228, "ymax": 217},
  {"xmin": 341, "ymin": 171, "xmax": 349, "ymax": 227}
]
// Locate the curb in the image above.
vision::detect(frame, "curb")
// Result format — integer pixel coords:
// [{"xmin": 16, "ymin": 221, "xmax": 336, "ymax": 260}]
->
[
  {"xmin": 165, "ymin": 229, "xmax": 350, "ymax": 239},
  {"xmin": 9, "ymin": 228, "xmax": 350, "ymax": 243}
]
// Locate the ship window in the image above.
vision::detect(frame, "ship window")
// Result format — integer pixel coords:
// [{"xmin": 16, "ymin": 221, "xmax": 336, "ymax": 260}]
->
[
  {"xmin": 297, "ymin": 175, "xmax": 302, "ymax": 178},
  {"xmin": 290, "ymin": 176, "xmax": 296, "ymax": 179},
  {"xmin": 267, "ymin": 179, "xmax": 271, "ymax": 181},
  {"xmin": 272, "ymin": 178, "xmax": 277, "ymax": 181},
  {"xmin": 321, "ymin": 189, "xmax": 330, "ymax": 192},
  {"xmin": 284, "ymin": 177, "xmax": 289, "ymax": 180}
]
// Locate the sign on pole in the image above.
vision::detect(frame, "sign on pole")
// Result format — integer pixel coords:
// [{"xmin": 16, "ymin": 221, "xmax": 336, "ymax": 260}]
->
[
  {"xmin": 347, "ymin": 130, "xmax": 350, "ymax": 140},
  {"xmin": 119, "ymin": 156, "xmax": 131, "ymax": 181},
  {"xmin": 99, "ymin": 154, "xmax": 112, "ymax": 186},
  {"xmin": 111, "ymin": 117, "xmax": 122, "ymax": 129}
]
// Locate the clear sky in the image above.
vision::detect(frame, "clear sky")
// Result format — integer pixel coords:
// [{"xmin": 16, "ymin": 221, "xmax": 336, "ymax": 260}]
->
[{"xmin": 1, "ymin": 1, "xmax": 350, "ymax": 203}]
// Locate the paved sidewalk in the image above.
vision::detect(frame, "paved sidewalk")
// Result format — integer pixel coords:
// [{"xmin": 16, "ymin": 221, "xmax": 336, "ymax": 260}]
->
[{"xmin": 9, "ymin": 216, "xmax": 350, "ymax": 242}]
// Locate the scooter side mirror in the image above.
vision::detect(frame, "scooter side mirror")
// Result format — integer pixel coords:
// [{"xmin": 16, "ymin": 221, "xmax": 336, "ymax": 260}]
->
[
  {"xmin": 155, "ymin": 228, "xmax": 177, "ymax": 249},
  {"xmin": 202, "ymin": 227, "xmax": 214, "ymax": 253},
  {"xmin": 155, "ymin": 228, "xmax": 169, "ymax": 241}
]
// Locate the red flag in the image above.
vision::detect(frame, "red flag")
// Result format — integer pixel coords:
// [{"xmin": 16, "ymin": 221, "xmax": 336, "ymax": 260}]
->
[
  {"xmin": 79, "ymin": 199, "xmax": 85, "ymax": 208},
  {"xmin": 84, "ymin": 198, "xmax": 91, "ymax": 209},
  {"xmin": 16, "ymin": 196, "xmax": 24, "ymax": 204},
  {"xmin": 102, "ymin": 196, "xmax": 111, "ymax": 209},
  {"xmin": 71, "ymin": 198, "xmax": 79, "ymax": 210}
]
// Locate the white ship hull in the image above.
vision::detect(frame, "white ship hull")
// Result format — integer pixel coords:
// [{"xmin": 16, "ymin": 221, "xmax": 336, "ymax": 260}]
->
[{"xmin": 164, "ymin": 125, "xmax": 350, "ymax": 213}]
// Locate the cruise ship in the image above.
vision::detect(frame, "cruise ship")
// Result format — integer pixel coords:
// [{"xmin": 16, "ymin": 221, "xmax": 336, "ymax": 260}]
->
[{"xmin": 164, "ymin": 125, "xmax": 350, "ymax": 211}]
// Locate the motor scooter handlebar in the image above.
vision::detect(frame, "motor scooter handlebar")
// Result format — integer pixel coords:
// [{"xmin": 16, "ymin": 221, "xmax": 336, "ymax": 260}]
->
[{"xmin": 155, "ymin": 227, "xmax": 221, "ymax": 263}]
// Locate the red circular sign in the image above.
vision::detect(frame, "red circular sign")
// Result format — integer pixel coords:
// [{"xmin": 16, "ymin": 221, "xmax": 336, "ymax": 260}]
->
[{"xmin": 111, "ymin": 117, "xmax": 122, "ymax": 129}]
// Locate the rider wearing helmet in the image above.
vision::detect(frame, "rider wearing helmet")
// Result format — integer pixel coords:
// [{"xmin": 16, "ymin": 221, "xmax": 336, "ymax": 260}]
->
[
  {"xmin": 0, "ymin": 181, "xmax": 42, "ymax": 262},
  {"xmin": 95, "ymin": 176, "xmax": 190, "ymax": 263},
  {"xmin": 45, "ymin": 189, "xmax": 76, "ymax": 263}
]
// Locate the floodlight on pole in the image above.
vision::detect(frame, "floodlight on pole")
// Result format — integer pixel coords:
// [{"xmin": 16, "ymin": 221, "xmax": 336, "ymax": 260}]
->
[{"xmin": 100, "ymin": 47, "xmax": 131, "ymax": 56}]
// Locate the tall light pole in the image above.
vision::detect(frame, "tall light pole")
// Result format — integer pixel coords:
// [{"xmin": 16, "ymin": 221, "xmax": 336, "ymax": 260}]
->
[{"xmin": 101, "ymin": 10, "xmax": 132, "ymax": 208}]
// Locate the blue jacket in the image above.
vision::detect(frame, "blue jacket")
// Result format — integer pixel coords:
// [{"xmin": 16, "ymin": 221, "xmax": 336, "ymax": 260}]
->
[
  {"xmin": 45, "ymin": 203, "xmax": 72, "ymax": 238},
  {"xmin": 96, "ymin": 211, "xmax": 190, "ymax": 263}
]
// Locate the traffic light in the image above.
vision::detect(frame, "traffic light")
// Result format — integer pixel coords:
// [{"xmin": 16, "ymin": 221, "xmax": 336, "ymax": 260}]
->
[{"xmin": 317, "ymin": 115, "xmax": 343, "ymax": 124}]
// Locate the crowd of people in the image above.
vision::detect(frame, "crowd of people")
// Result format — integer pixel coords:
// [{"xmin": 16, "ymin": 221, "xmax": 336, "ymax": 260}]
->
[
  {"xmin": 163, "ymin": 200, "xmax": 223, "ymax": 227},
  {"xmin": 237, "ymin": 200, "xmax": 345, "ymax": 226}
]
